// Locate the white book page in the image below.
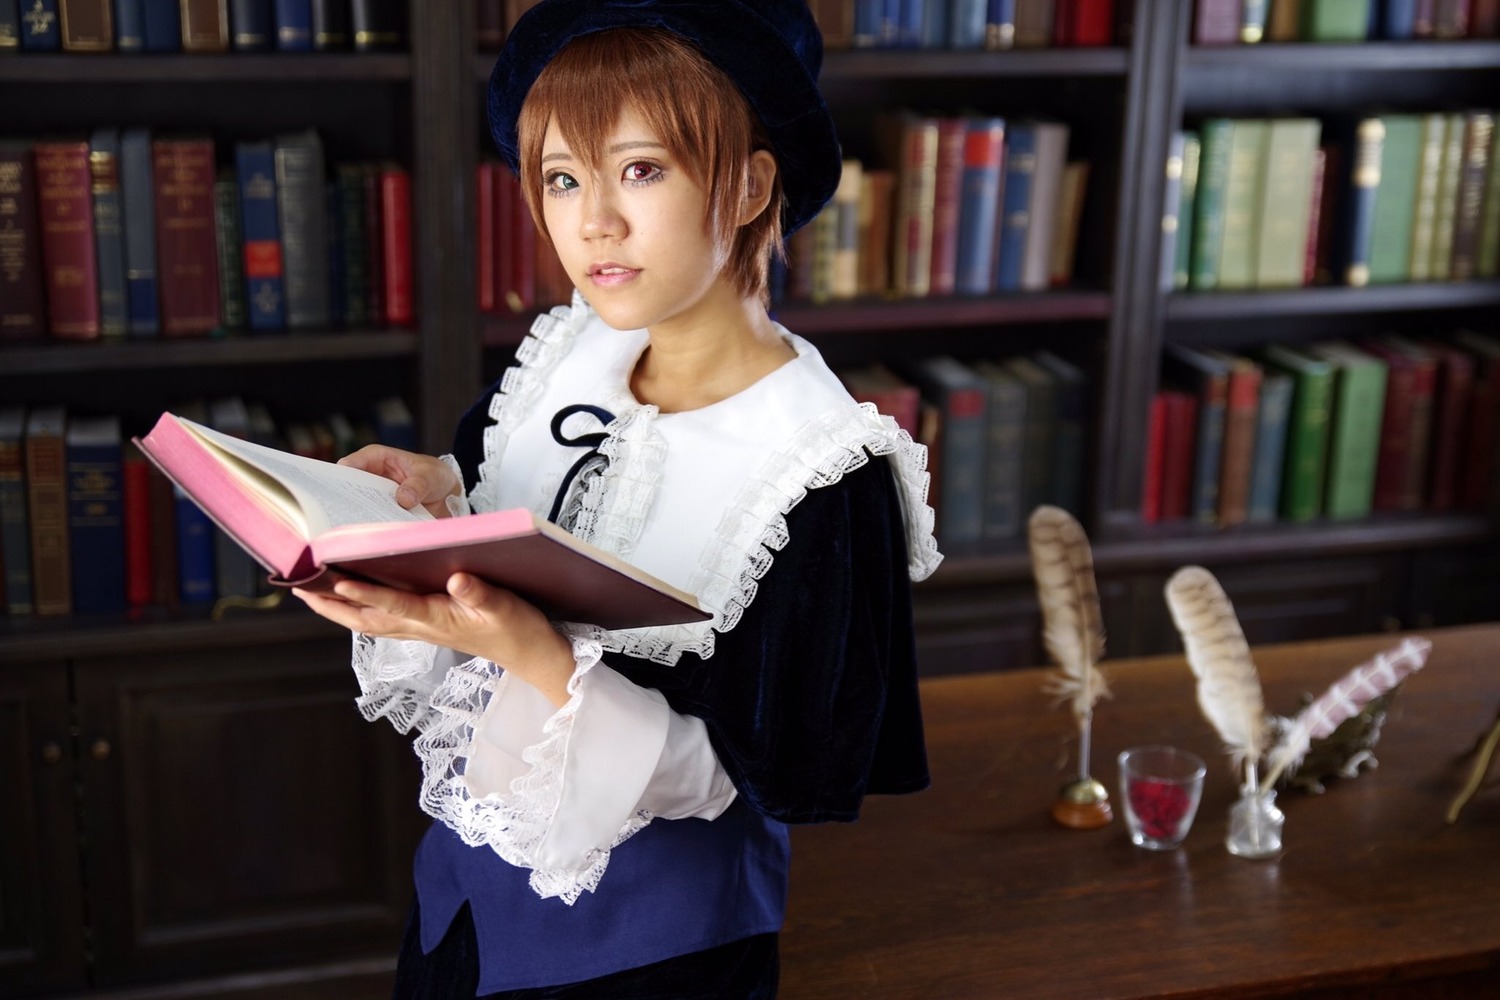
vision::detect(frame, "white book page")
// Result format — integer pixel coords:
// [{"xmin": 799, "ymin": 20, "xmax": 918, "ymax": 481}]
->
[{"xmin": 180, "ymin": 418, "xmax": 432, "ymax": 537}]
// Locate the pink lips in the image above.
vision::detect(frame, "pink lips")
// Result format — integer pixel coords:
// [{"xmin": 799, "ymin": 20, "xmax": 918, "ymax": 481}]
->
[{"xmin": 588, "ymin": 262, "xmax": 640, "ymax": 288}]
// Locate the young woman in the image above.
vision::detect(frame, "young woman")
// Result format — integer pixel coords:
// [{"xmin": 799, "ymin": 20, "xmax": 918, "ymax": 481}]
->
[{"xmin": 294, "ymin": 2, "xmax": 941, "ymax": 995}]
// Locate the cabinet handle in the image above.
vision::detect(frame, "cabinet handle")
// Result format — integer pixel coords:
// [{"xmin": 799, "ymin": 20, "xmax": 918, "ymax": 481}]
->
[
  {"xmin": 41, "ymin": 742, "xmax": 63, "ymax": 765},
  {"xmin": 90, "ymin": 739, "xmax": 111, "ymax": 761}
]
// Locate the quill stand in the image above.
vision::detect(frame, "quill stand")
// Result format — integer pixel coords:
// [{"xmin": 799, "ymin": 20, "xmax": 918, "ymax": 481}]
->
[{"xmin": 1052, "ymin": 715, "xmax": 1112, "ymax": 828}]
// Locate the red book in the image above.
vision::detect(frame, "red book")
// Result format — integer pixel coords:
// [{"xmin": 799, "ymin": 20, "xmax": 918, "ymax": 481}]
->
[
  {"xmin": 34, "ymin": 139, "xmax": 100, "ymax": 339},
  {"xmin": 506, "ymin": 165, "xmax": 538, "ymax": 313},
  {"xmin": 1213, "ymin": 353, "xmax": 1262, "ymax": 527},
  {"xmin": 363, "ymin": 165, "xmax": 386, "ymax": 325},
  {"xmin": 476, "ymin": 162, "xmax": 497, "ymax": 314},
  {"xmin": 0, "ymin": 142, "xmax": 48, "ymax": 340},
  {"xmin": 379, "ymin": 165, "xmax": 414, "ymax": 327},
  {"xmin": 1456, "ymin": 333, "xmax": 1500, "ymax": 509},
  {"xmin": 841, "ymin": 364, "xmax": 921, "ymax": 439},
  {"xmin": 927, "ymin": 117, "xmax": 967, "ymax": 298},
  {"xmin": 148, "ymin": 463, "xmax": 178, "ymax": 608},
  {"xmin": 1359, "ymin": 339, "xmax": 1433, "ymax": 512},
  {"xmin": 1159, "ymin": 390, "xmax": 1198, "ymax": 522},
  {"xmin": 152, "ymin": 137, "xmax": 220, "ymax": 335},
  {"xmin": 1060, "ymin": 0, "xmax": 1115, "ymax": 45},
  {"xmin": 1302, "ymin": 147, "xmax": 1327, "ymax": 286},
  {"xmin": 123, "ymin": 442, "xmax": 153, "ymax": 607},
  {"xmin": 1141, "ymin": 390, "xmax": 1168, "ymax": 524},
  {"xmin": 1420, "ymin": 341, "xmax": 1475, "ymax": 510},
  {"xmin": 135, "ymin": 411, "xmax": 710, "ymax": 629},
  {"xmin": 1473, "ymin": 0, "xmax": 1500, "ymax": 35}
]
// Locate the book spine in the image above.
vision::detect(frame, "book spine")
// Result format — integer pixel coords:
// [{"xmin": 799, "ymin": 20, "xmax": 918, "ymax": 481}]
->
[
  {"xmin": 1302, "ymin": 146, "xmax": 1327, "ymax": 285},
  {"xmin": 985, "ymin": 0, "xmax": 1017, "ymax": 48},
  {"xmin": 350, "ymin": 0, "xmax": 401, "ymax": 50},
  {"xmin": 809, "ymin": 0, "xmax": 855, "ymax": 49},
  {"xmin": 928, "ymin": 118, "xmax": 967, "ymax": 297},
  {"xmin": 273, "ymin": 0, "xmax": 310, "ymax": 50},
  {"xmin": 1190, "ymin": 373, "xmax": 1227, "ymax": 524},
  {"xmin": 120, "ymin": 128, "xmax": 159, "ymax": 336},
  {"xmin": 1478, "ymin": 123, "xmax": 1500, "ymax": 277},
  {"xmin": 1193, "ymin": 0, "xmax": 1240, "ymax": 44},
  {"xmin": 476, "ymin": 162, "xmax": 497, "ymax": 313},
  {"xmin": 1303, "ymin": 0, "xmax": 1372, "ymax": 39},
  {"xmin": 1367, "ymin": 115, "xmax": 1423, "ymax": 283},
  {"xmin": 1013, "ymin": 0, "xmax": 1053, "ymax": 45},
  {"xmin": 140, "ymin": 0, "xmax": 179, "ymax": 49},
  {"xmin": 919, "ymin": 0, "xmax": 948, "ymax": 48},
  {"xmin": 950, "ymin": 0, "xmax": 987, "ymax": 47},
  {"xmin": 982, "ymin": 377, "xmax": 1026, "ymax": 539},
  {"xmin": 323, "ymin": 181, "xmax": 344, "ymax": 327},
  {"xmin": 363, "ymin": 164, "xmax": 387, "ymax": 320},
  {"xmin": 1021, "ymin": 123, "xmax": 1068, "ymax": 291},
  {"xmin": 0, "ymin": 421, "xmax": 31, "ymax": 614},
  {"xmin": 1048, "ymin": 161, "xmax": 1088, "ymax": 287},
  {"xmin": 1070, "ymin": 0, "xmax": 1115, "ymax": 45},
  {"xmin": 1216, "ymin": 119, "xmax": 1268, "ymax": 291},
  {"xmin": 1240, "ymin": 0, "xmax": 1268, "ymax": 41},
  {"xmin": 1159, "ymin": 391, "xmax": 1197, "ymax": 522},
  {"xmin": 379, "ymin": 165, "xmax": 413, "ymax": 326},
  {"xmin": 310, "ymin": 0, "xmax": 347, "ymax": 48},
  {"xmin": 831, "ymin": 160, "xmax": 862, "ymax": 300},
  {"xmin": 0, "ymin": 0, "xmax": 20, "ymax": 50},
  {"xmin": 89, "ymin": 127, "xmax": 128, "ymax": 338},
  {"xmin": 1246, "ymin": 373, "xmax": 1293, "ymax": 523},
  {"xmin": 1414, "ymin": 0, "xmax": 1437, "ymax": 35},
  {"xmin": 229, "ymin": 0, "xmax": 273, "ymax": 50},
  {"xmin": 1380, "ymin": 0, "xmax": 1420, "ymax": 37},
  {"xmin": 1174, "ymin": 132, "xmax": 1200, "ymax": 291},
  {"xmin": 1432, "ymin": 0, "xmax": 1470, "ymax": 35},
  {"xmin": 1324, "ymin": 358, "xmax": 1388, "ymax": 519},
  {"xmin": 35, "ymin": 140, "xmax": 100, "ymax": 340},
  {"xmin": 1189, "ymin": 118, "xmax": 1233, "ymax": 291},
  {"xmin": 236, "ymin": 142, "xmax": 286, "ymax": 330},
  {"xmin": 180, "ymin": 0, "xmax": 228, "ymax": 51},
  {"xmin": 66, "ymin": 420, "xmax": 125, "ymax": 615},
  {"xmin": 1408, "ymin": 113, "xmax": 1446, "ymax": 280},
  {"xmin": 1372, "ymin": 355, "xmax": 1417, "ymax": 512},
  {"xmin": 213, "ymin": 173, "xmax": 248, "ymax": 332},
  {"xmin": 1141, "ymin": 391, "xmax": 1167, "ymax": 524},
  {"xmin": 20, "ymin": 0, "xmax": 60, "ymax": 49},
  {"xmin": 995, "ymin": 123, "xmax": 1036, "ymax": 292},
  {"xmin": 1449, "ymin": 112, "xmax": 1493, "ymax": 281},
  {"xmin": 1341, "ymin": 117, "xmax": 1385, "ymax": 287},
  {"xmin": 174, "ymin": 488, "xmax": 216, "ymax": 604},
  {"xmin": 858, "ymin": 169, "xmax": 894, "ymax": 296},
  {"xmin": 336, "ymin": 164, "xmax": 369, "ymax": 325},
  {"xmin": 114, "ymin": 0, "xmax": 144, "ymax": 50},
  {"xmin": 937, "ymin": 382, "xmax": 988, "ymax": 546},
  {"xmin": 1160, "ymin": 131, "xmax": 1186, "ymax": 293},
  {"xmin": 1428, "ymin": 112, "xmax": 1465, "ymax": 280},
  {"xmin": 1473, "ymin": 0, "xmax": 1500, "ymax": 34},
  {"xmin": 275, "ymin": 132, "xmax": 331, "ymax": 329},
  {"xmin": 809, "ymin": 204, "xmax": 837, "ymax": 303},
  {"xmin": 153, "ymin": 137, "xmax": 221, "ymax": 335},
  {"xmin": 26, "ymin": 410, "xmax": 70, "ymax": 616},
  {"xmin": 59, "ymin": 0, "xmax": 111, "ymax": 49},
  {"xmin": 123, "ymin": 443, "xmax": 153, "ymax": 608},
  {"xmin": 1216, "ymin": 362, "xmax": 1261, "ymax": 527},
  {"xmin": 1254, "ymin": 118, "xmax": 1321, "ymax": 289},
  {"xmin": 955, "ymin": 119, "xmax": 1006, "ymax": 296},
  {"xmin": 895, "ymin": 118, "xmax": 938, "ymax": 297},
  {"xmin": 1400, "ymin": 355, "xmax": 1437, "ymax": 510},
  {"xmin": 0, "ymin": 144, "xmax": 48, "ymax": 340}
]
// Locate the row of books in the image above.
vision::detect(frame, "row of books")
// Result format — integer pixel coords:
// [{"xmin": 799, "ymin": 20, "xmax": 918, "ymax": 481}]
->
[
  {"xmin": 809, "ymin": 0, "xmax": 1123, "ymax": 50},
  {"xmin": 1145, "ymin": 331, "xmax": 1500, "ymax": 529},
  {"xmin": 0, "ymin": 395, "xmax": 417, "ymax": 618},
  {"xmin": 475, "ymin": 160, "xmax": 571, "ymax": 318},
  {"xmin": 1163, "ymin": 110, "xmax": 1500, "ymax": 294},
  {"xmin": 839, "ymin": 351, "xmax": 1088, "ymax": 548},
  {"xmin": 0, "ymin": 130, "xmax": 414, "ymax": 342},
  {"xmin": 1194, "ymin": 0, "xmax": 1500, "ymax": 46},
  {"xmin": 0, "ymin": 0, "xmax": 406, "ymax": 53}
]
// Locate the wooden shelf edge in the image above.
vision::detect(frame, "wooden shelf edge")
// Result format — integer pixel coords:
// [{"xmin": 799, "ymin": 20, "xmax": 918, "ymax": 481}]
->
[
  {"xmin": 0, "ymin": 52, "xmax": 412, "ymax": 82},
  {"xmin": 0, "ymin": 606, "xmax": 345, "ymax": 663},
  {"xmin": 1185, "ymin": 40, "xmax": 1500, "ymax": 73},
  {"xmin": 1165, "ymin": 280, "xmax": 1500, "ymax": 323},
  {"xmin": 0, "ymin": 331, "xmax": 420, "ymax": 374}
]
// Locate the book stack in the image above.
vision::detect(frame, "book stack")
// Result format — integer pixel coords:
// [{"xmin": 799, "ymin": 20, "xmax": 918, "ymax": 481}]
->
[
  {"xmin": 1162, "ymin": 109, "xmax": 1500, "ymax": 293},
  {"xmin": 1192, "ymin": 0, "xmax": 1500, "ymax": 46},
  {"xmin": 0, "ymin": 395, "xmax": 416, "ymax": 618},
  {"xmin": 1143, "ymin": 332, "xmax": 1500, "ymax": 528},
  {"xmin": 0, "ymin": 0, "xmax": 406, "ymax": 53},
  {"xmin": 0, "ymin": 130, "xmax": 414, "ymax": 342}
]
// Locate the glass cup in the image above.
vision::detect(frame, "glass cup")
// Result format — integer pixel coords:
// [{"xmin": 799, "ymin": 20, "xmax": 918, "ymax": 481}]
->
[{"xmin": 1118, "ymin": 745, "xmax": 1207, "ymax": 850}]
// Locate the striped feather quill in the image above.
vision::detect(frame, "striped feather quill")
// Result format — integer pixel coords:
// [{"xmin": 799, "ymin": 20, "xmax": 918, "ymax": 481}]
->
[
  {"xmin": 1028, "ymin": 506, "xmax": 1109, "ymax": 730},
  {"xmin": 1165, "ymin": 566, "xmax": 1267, "ymax": 772},
  {"xmin": 1259, "ymin": 636, "xmax": 1432, "ymax": 793}
]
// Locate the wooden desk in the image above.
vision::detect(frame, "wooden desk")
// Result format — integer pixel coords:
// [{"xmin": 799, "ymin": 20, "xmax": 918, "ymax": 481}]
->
[{"xmin": 782, "ymin": 624, "xmax": 1500, "ymax": 999}]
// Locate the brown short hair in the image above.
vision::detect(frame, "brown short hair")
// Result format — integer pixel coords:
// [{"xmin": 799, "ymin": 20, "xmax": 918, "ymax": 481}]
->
[{"xmin": 516, "ymin": 27, "xmax": 784, "ymax": 303}]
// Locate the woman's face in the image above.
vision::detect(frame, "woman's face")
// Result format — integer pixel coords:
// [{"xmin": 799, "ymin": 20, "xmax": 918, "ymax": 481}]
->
[{"xmin": 539, "ymin": 105, "xmax": 723, "ymax": 333}]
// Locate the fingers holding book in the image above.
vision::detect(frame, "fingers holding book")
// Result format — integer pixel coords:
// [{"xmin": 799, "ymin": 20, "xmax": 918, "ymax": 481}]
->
[{"xmin": 338, "ymin": 444, "xmax": 462, "ymax": 518}]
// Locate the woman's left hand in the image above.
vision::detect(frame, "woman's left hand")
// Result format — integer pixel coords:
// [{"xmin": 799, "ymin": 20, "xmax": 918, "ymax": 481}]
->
[{"xmin": 293, "ymin": 573, "xmax": 577, "ymax": 707}]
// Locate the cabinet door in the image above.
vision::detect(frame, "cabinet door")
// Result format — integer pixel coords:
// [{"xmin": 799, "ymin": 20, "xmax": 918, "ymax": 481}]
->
[
  {"xmin": 0, "ymin": 658, "xmax": 87, "ymax": 997},
  {"xmin": 1405, "ymin": 542, "xmax": 1500, "ymax": 630},
  {"xmin": 73, "ymin": 635, "xmax": 427, "ymax": 988}
]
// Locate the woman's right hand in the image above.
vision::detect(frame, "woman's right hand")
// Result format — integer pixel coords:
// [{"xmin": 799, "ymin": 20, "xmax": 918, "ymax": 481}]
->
[{"xmin": 339, "ymin": 445, "xmax": 461, "ymax": 518}]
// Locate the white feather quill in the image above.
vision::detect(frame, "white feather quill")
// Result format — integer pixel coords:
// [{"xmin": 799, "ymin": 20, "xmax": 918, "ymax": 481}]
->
[
  {"xmin": 1028, "ymin": 506, "xmax": 1109, "ymax": 725},
  {"xmin": 1258, "ymin": 636, "xmax": 1431, "ymax": 793},
  {"xmin": 1164, "ymin": 566, "xmax": 1267, "ymax": 772}
]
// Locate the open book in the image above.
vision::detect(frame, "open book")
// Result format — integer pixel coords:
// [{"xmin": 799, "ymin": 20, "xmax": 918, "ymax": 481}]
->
[{"xmin": 135, "ymin": 412, "xmax": 710, "ymax": 630}]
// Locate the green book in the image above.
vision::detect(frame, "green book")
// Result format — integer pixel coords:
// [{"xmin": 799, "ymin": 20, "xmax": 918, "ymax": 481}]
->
[
  {"xmin": 1260, "ymin": 343, "xmax": 1334, "ymax": 523},
  {"xmin": 1174, "ymin": 131, "xmax": 1201, "ymax": 291},
  {"xmin": 336, "ymin": 164, "xmax": 370, "ymax": 327},
  {"xmin": 1429, "ymin": 112, "xmax": 1466, "ymax": 281},
  {"xmin": 1408, "ymin": 113, "xmax": 1447, "ymax": 281},
  {"xmin": 1190, "ymin": 118, "xmax": 1234, "ymax": 291},
  {"xmin": 1306, "ymin": 342, "xmax": 1389, "ymax": 521},
  {"xmin": 1300, "ymin": 0, "xmax": 1370, "ymax": 40},
  {"xmin": 213, "ymin": 172, "xmax": 247, "ymax": 333},
  {"xmin": 1255, "ymin": 117, "xmax": 1321, "ymax": 288},
  {"xmin": 1367, "ymin": 115, "xmax": 1423, "ymax": 284},
  {"xmin": 1217, "ymin": 119, "xmax": 1268, "ymax": 290},
  {"xmin": 1479, "ymin": 121, "xmax": 1500, "ymax": 278}
]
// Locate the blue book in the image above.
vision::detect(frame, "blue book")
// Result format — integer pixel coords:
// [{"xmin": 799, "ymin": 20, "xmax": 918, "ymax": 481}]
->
[
  {"xmin": 112, "ymin": 0, "xmax": 144, "ymax": 50},
  {"xmin": 0, "ymin": 1, "xmax": 19, "ymax": 51},
  {"xmin": 955, "ymin": 117, "xmax": 1006, "ymax": 295},
  {"xmin": 0, "ymin": 406, "xmax": 32, "ymax": 615},
  {"xmin": 897, "ymin": 0, "xmax": 922, "ymax": 47},
  {"xmin": 230, "ymin": 0, "xmax": 274, "ymax": 49},
  {"xmin": 372, "ymin": 396, "xmax": 417, "ymax": 452},
  {"xmin": 951, "ymin": 0, "xmax": 987, "ymax": 47},
  {"xmin": 174, "ymin": 488, "xmax": 216, "ymax": 605},
  {"xmin": 1246, "ymin": 371, "xmax": 1293, "ymax": 523},
  {"xmin": 274, "ymin": 0, "xmax": 311, "ymax": 50},
  {"xmin": 66, "ymin": 415, "xmax": 126, "ymax": 615},
  {"xmin": 878, "ymin": 0, "xmax": 900, "ymax": 46},
  {"xmin": 918, "ymin": 0, "xmax": 945, "ymax": 47},
  {"xmin": 1164, "ymin": 345, "xmax": 1231, "ymax": 525},
  {"xmin": 1340, "ymin": 117, "xmax": 1386, "ymax": 287},
  {"xmin": 140, "ymin": 0, "xmax": 178, "ymax": 49},
  {"xmin": 121, "ymin": 128, "xmax": 159, "ymax": 336},
  {"xmin": 986, "ymin": 0, "xmax": 1017, "ymax": 48},
  {"xmin": 852, "ymin": 0, "xmax": 881, "ymax": 46},
  {"xmin": 90, "ymin": 128, "xmax": 129, "ymax": 339},
  {"xmin": 995, "ymin": 122, "xmax": 1037, "ymax": 292},
  {"xmin": 235, "ymin": 141, "xmax": 287, "ymax": 331},
  {"xmin": 908, "ymin": 355, "xmax": 990, "ymax": 548},
  {"xmin": 19, "ymin": 0, "xmax": 59, "ymax": 49},
  {"xmin": 1378, "ymin": 0, "xmax": 1418, "ymax": 38}
]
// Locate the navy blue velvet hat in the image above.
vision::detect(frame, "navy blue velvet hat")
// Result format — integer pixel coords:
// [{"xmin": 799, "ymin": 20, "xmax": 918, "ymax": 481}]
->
[{"xmin": 487, "ymin": 0, "xmax": 842, "ymax": 235}]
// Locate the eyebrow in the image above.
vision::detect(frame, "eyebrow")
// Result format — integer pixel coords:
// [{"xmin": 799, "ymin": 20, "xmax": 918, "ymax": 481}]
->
[{"xmin": 540, "ymin": 139, "xmax": 666, "ymax": 165}]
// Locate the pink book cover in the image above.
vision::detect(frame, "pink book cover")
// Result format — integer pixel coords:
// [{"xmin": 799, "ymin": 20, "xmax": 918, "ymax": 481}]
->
[{"xmin": 134, "ymin": 412, "xmax": 709, "ymax": 630}]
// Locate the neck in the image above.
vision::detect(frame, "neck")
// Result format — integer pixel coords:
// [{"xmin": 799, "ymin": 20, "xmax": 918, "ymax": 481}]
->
[{"xmin": 632, "ymin": 284, "xmax": 794, "ymax": 413}]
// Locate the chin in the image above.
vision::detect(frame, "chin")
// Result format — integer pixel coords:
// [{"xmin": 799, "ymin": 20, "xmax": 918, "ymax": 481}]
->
[{"xmin": 580, "ymin": 295, "xmax": 655, "ymax": 332}]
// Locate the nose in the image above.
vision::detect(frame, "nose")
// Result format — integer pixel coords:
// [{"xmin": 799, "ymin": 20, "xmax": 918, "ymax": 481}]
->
[{"xmin": 580, "ymin": 182, "xmax": 626, "ymax": 242}]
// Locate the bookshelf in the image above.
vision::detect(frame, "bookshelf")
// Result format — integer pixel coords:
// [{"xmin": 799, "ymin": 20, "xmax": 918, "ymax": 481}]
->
[{"xmin": 1, "ymin": 1, "xmax": 1498, "ymax": 995}]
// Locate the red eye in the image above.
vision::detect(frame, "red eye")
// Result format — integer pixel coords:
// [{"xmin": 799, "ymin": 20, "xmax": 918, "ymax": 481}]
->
[{"xmin": 626, "ymin": 162, "xmax": 659, "ymax": 182}]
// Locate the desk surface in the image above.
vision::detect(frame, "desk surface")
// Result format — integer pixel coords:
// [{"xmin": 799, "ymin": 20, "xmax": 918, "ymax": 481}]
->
[{"xmin": 781, "ymin": 624, "xmax": 1500, "ymax": 999}]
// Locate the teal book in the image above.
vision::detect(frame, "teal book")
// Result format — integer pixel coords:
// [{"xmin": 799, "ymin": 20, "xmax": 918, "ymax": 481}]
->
[
  {"xmin": 973, "ymin": 360, "xmax": 1028, "ymax": 541},
  {"xmin": 213, "ymin": 172, "xmax": 248, "ymax": 332},
  {"xmin": 1246, "ymin": 370, "xmax": 1293, "ymax": 523},
  {"xmin": 908, "ymin": 356, "xmax": 990, "ymax": 548},
  {"xmin": 1163, "ymin": 345, "xmax": 1231, "ymax": 525},
  {"xmin": 1033, "ymin": 350, "xmax": 1087, "ymax": 517},
  {"xmin": 1002, "ymin": 354, "xmax": 1058, "ymax": 520},
  {"xmin": 1367, "ymin": 115, "xmax": 1423, "ymax": 284},
  {"xmin": 1306, "ymin": 342, "xmax": 1389, "ymax": 520},
  {"xmin": 1260, "ymin": 343, "xmax": 1335, "ymax": 522},
  {"xmin": 1189, "ymin": 118, "xmax": 1234, "ymax": 291}
]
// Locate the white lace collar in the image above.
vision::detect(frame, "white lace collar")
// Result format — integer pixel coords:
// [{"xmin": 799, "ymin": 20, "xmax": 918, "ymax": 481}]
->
[{"xmin": 471, "ymin": 294, "xmax": 941, "ymax": 665}]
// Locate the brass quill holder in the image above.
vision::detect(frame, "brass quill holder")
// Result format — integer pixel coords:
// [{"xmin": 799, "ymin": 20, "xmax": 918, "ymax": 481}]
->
[{"xmin": 1027, "ymin": 506, "xmax": 1113, "ymax": 830}]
